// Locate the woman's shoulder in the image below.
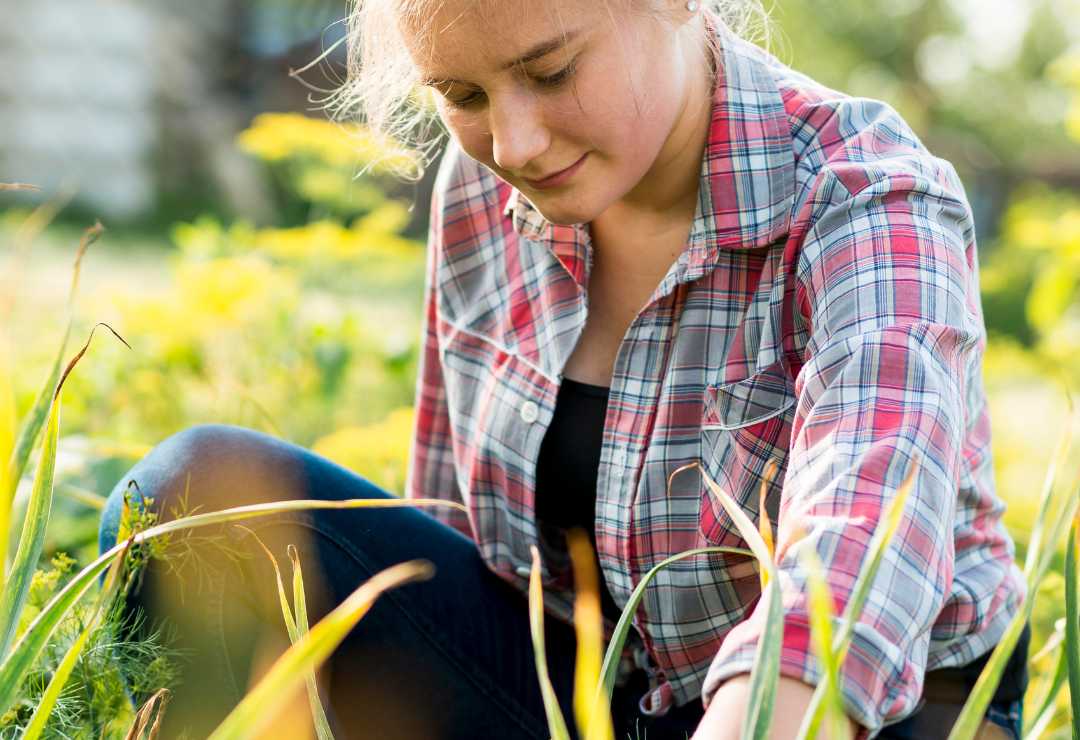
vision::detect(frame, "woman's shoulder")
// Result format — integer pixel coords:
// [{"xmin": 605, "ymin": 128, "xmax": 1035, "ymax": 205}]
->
[{"xmin": 723, "ymin": 31, "xmax": 968, "ymax": 206}]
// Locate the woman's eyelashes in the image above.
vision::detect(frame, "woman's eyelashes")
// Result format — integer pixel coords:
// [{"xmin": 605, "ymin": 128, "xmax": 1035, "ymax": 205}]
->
[
  {"xmin": 444, "ymin": 87, "xmax": 485, "ymax": 109},
  {"xmin": 532, "ymin": 59, "xmax": 578, "ymax": 88},
  {"xmin": 442, "ymin": 60, "xmax": 578, "ymax": 109}
]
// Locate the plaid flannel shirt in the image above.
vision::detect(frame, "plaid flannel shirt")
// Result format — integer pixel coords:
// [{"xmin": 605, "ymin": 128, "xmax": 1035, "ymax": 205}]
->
[{"xmin": 405, "ymin": 12, "xmax": 1025, "ymax": 737}]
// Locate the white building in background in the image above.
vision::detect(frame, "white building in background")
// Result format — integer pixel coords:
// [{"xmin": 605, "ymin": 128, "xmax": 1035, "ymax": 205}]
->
[
  {"xmin": 0, "ymin": 0, "xmax": 158, "ymax": 218},
  {"xmin": 0, "ymin": 0, "xmax": 348, "ymax": 224}
]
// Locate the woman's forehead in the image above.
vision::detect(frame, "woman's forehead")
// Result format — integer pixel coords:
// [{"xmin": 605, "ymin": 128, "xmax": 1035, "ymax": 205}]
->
[{"xmin": 398, "ymin": 0, "xmax": 603, "ymax": 70}]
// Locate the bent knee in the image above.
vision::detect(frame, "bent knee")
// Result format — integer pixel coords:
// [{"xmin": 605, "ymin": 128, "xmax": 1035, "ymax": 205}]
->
[{"xmin": 103, "ymin": 423, "xmax": 304, "ymax": 525}]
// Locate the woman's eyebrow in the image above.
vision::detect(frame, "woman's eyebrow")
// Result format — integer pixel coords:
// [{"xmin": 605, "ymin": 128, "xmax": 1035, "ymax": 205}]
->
[{"xmin": 421, "ymin": 29, "xmax": 582, "ymax": 87}]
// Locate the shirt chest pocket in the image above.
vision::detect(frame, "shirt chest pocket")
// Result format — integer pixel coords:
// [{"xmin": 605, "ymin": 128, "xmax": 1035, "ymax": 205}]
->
[{"xmin": 698, "ymin": 360, "xmax": 796, "ymax": 548}]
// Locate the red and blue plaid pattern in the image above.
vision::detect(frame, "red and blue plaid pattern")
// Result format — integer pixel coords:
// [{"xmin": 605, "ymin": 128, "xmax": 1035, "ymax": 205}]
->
[{"xmin": 405, "ymin": 13, "xmax": 1025, "ymax": 737}]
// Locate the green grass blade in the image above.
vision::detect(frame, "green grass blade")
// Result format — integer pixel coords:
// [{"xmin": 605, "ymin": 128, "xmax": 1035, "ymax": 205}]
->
[
  {"xmin": 4, "ymin": 223, "xmax": 100, "ymax": 510},
  {"xmin": 1024, "ymin": 623, "xmax": 1068, "ymax": 739},
  {"xmin": 289, "ymin": 546, "xmax": 309, "ymax": 632},
  {"xmin": 696, "ymin": 463, "xmax": 783, "ymax": 740},
  {"xmin": 595, "ymin": 544, "xmax": 755, "ymax": 708},
  {"xmin": 0, "ymin": 496, "xmax": 465, "ymax": 719},
  {"xmin": 801, "ymin": 546, "xmax": 845, "ymax": 740},
  {"xmin": 742, "ymin": 578, "xmax": 783, "ymax": 740},
  {"xmin": 795, "ymin": 462, "xmax": 917, "ymax": 740},
  {"xmin": 0, "ymin": 337, "xmax": 15, "ymax": 576},
  {"xmin": 1065, "ymin": 517, "xmax": 1080, "ymax": 740},
  {"xmin": 0, "ymin": 395, "xmax": 59, "ymax": 659},
  {"xmin": 240, "ymin": 528, "xmax": 299, "ymax": 641},
  {"xmin": 946, "ymin": 614, "xmax": 1030, "ymax": 740},
  {"xmin": 21, "ymin": 540, "xmax": 130, "ymax": 740},
  {"xmin": 289, "ymin": 545, "xmax": 335, "ymax": 740},
  {"xmin": 0, "ymin": 322, "xmax": 128, "ymax": 658},
  {"xmin": 207, "ymin": 559, "xmax": 433, "ymax": 740},
  {"xmin": 58, "ymin": 483, "xmax": 108, "ymax": 511},
  {"xmin": 0, "ymin": 552, "xmax": 104, "ymax": 719},
  {"xmin": 21, "ymin": 604, "xmax": 95, "ymax": 738},
  {"xmin": 528, "ymin": 544, "xmax": 571, "ymax": 740},
  {"xmin": 948, "ymin": 466, "xmax": 1080, "ymax": 740},
  {"xmin": 4, "ymin": 330, "xmax": 66, "ymax": 506},
  {"xmin": 1024, "ymin": 425, "xmax": 1074, "ymax": 582}
]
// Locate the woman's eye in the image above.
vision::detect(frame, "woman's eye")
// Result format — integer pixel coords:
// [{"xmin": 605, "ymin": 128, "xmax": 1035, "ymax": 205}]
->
[
  {"xmin": 439, "ymin": 59, "xmax": 577, "ymax": 109},
  {"xmin": 444, "ymin": 88, "xmax": 486, "ymax": 109},
  {"xmin": 442, "ymin": 86, "xmax": 486, "ymax": 109},
  {"xmin": 532, "ymin": 62, "xmax": 576, "ymax": 88}
]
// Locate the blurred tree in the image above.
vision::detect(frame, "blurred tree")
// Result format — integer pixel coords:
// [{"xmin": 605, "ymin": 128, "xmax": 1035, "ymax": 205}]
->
[{"xmin": 771, "ymin": 0, "xmax": 1080, "ymax": 241}]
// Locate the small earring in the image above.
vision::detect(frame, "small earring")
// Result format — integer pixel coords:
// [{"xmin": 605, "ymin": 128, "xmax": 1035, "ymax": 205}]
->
[{"xmin": 686, "ymin": 0, "xmax": 700, "ymax": 10}]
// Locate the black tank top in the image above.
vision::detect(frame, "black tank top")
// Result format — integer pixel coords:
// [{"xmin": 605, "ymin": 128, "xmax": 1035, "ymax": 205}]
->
[{"xmin": 534, "ymin": 377, "xmax": 623, "ymax": 623}]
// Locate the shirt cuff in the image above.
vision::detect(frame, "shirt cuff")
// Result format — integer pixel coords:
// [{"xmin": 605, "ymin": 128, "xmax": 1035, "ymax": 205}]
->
[{"xmin": 701, "ymin": 610, "xmax": 921, "ymax": 739}]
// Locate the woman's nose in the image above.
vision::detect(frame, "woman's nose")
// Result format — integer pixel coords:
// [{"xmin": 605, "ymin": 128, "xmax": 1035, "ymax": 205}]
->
[{"xmin": 488, "ymin": 93, "xmax": 551, "ymax": 174}]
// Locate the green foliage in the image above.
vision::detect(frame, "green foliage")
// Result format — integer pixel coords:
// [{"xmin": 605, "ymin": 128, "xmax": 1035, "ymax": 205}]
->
[
  {"xmin": 772, "ymin": 0, "xmax": 1076, "ymax": 181},
  {"xmin": 235, "ymin": 112, "xmax": 419, "ymax": 226},
  {"xmin": 4, "ymin": 134, "xmax": 426, "ymax": 498},
  {"xmin": 982, "ymin": 183, "xmax": 1080, "ymax": 371},
  {"xmin": 0, "ymin": 113, "xmax": 427, "ymax": 734},
  {"xmin": 0, "ymin": 549, "xmax": 178, "ymax": 740}
]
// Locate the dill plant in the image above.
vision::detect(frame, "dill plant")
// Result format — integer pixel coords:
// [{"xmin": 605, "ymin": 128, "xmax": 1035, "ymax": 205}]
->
[{"xmin": 0, "ymin": 489, "xmax": 180, "ymax": 739}]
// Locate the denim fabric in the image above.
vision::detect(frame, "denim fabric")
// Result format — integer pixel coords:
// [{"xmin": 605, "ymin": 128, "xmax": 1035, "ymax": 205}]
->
[{"xmin": 985, "ymin": 699, "xmax": 1023, "ymax": 740}]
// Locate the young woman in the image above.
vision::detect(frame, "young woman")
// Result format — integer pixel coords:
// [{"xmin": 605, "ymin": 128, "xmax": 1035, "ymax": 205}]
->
[{"xmin": 99, "ymin": 1, "xmax": 1030, "ymax": 738}]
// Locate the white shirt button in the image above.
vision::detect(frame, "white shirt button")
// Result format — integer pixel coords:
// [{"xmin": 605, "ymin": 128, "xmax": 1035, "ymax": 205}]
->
[
  {"xmin": 515, "ymin": 565, "xmax": 531, "ymax": 578},
  {"xmin": 520, "ymin": 400, "xmax": 540, "ymax": 424}
]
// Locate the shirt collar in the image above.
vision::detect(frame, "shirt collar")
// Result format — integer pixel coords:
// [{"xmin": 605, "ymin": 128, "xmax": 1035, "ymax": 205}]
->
[{"xmin": 502, "ymin": 12, "xmax": 796, "ymax": 267}]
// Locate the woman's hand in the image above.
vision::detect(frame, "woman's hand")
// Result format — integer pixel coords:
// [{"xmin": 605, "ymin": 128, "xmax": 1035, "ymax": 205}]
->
[{"xmin": 690, "ymin": 673, "xmax": 858, "ymax": 740}]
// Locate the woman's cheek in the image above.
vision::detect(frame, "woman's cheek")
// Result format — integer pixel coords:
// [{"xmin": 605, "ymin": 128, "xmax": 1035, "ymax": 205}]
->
[
  {"xmin": 434, "ymin": 102, "xmax": 486, "ymax": 153},
  {"xmin": 440, "ymin": 110, "xmax": 494, "ymax": 164}
]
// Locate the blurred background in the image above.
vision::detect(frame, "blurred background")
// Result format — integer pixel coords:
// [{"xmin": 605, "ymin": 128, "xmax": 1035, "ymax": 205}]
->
[{"xmin": 1, "ymin": 0, "xmax": 1079, "ymax": 734}]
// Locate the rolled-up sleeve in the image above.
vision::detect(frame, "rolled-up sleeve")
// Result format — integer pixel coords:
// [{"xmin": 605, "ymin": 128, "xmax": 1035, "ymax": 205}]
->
[
  {"xmin": 404, "ymin": 166, "xmax": 473, "ymax": 541},
  {"xmin": 701, "ymin": 162, "xmax": 988, "ymax": 736}
]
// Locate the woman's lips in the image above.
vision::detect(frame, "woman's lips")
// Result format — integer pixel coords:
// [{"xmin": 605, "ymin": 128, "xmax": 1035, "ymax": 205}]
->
[{"xmin": 523, "ymin": 153, "xmax": 588, "ymax": 190}]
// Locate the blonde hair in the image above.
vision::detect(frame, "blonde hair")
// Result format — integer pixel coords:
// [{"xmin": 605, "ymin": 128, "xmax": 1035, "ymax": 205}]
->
[{"xmin": 324, "ymin": 0, "xmax": 773, "ymax": 180}]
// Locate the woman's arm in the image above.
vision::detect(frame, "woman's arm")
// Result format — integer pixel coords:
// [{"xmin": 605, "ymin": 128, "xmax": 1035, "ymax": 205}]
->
[
  {"xmin": 699, "ymin": 159, "xmax": 997, "ymax": 736},
  {"xmin": 693, "ymin": 674, "xmax": 857, "ymax": 740}
]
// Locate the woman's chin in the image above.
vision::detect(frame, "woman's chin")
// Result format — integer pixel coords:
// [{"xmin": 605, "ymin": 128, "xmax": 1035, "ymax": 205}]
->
[{"xmin": 526, "ymin": 191, "xmax": 603, "ymax": 227}]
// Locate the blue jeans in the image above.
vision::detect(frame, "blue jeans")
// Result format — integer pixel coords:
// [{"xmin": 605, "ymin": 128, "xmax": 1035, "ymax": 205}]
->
[
  {"xmin": 98, "ymin": 424, "xmax": 704, "ymax": 740},
  {"xmin": 99, "ymin": 424, "xmax": 1027, "ymax": 740}
]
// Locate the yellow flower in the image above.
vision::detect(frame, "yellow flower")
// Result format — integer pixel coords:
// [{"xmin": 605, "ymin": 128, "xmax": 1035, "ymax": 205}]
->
[
  {"xmin": 311, "ymin": 407, "xmax": 415, "ymax": 494},
  {"xmin": 175, "ymin": 255, "xmax": 298, "ymax": 325},
  {"xmin": 236, "ymin": 113, "xmax": 417, "ymax": 176},
  {"xmin": 252, "ymin": 215, "xmax": 422, "ymax": 263}
]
